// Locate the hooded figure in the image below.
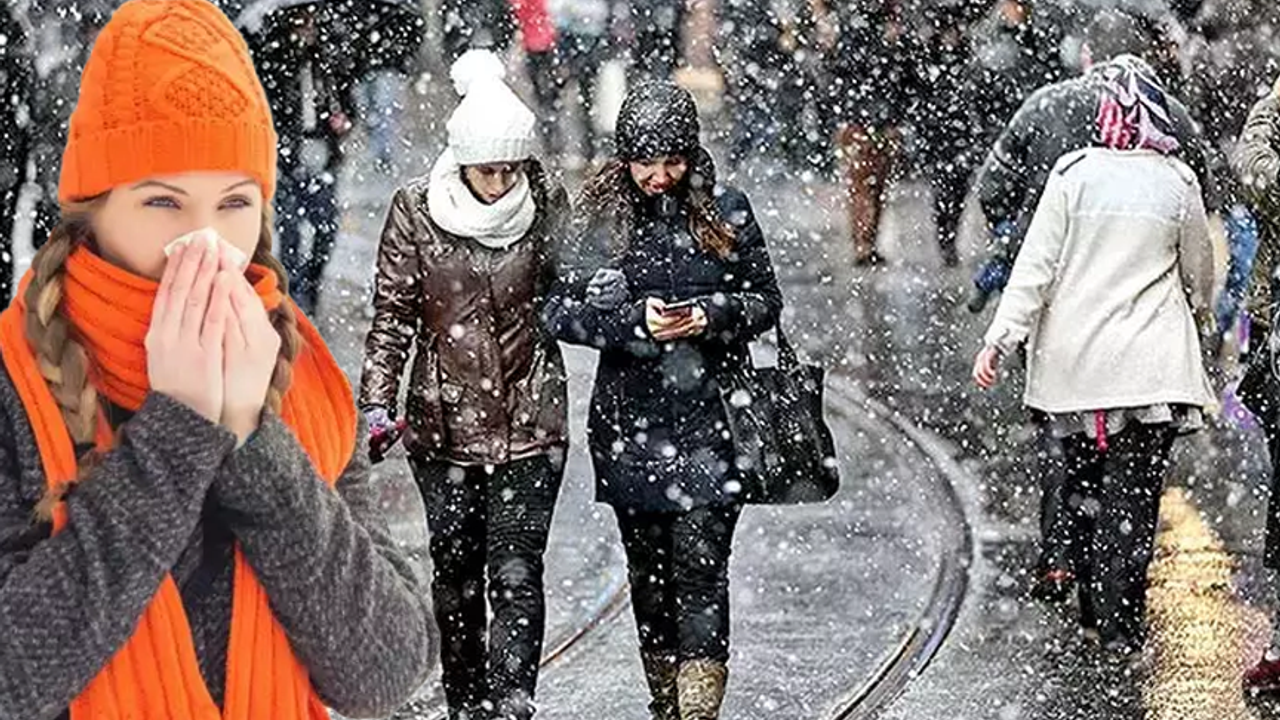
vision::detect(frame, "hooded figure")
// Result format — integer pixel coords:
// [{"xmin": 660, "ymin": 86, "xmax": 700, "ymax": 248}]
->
[
  {"xmin": 975, "ymin": 58, "xmax": 1215, "ymax": 656},
  {"xmin": 545, "ymin": 81, "xmax": 783, "ymax": 720},
  {"xmin": 358, "ymin": 48, "xmax": 570, "ymax": 720}
]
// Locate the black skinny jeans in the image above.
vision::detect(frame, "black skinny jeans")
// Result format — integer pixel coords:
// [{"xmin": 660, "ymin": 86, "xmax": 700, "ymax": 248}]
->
[
  {"xmin": 414, "ymin": 455, "xmax": 564, "ymax": 720},
  {"xmin": 1031, "ymin": 411, "xmax": 1071, "ymax": 574},
  {"xmin": 616, "ymin": 504, "xmax": 742, "ymax": 664},
  {"xmin": 1058, "ymin": 424, "xmax": 1175, "ymax": 650}
]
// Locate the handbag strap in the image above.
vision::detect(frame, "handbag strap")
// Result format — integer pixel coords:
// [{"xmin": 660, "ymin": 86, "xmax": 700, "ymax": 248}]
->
[{"xmin": 775, "ymin": 325, "xmax": 801, "ymax": 370}]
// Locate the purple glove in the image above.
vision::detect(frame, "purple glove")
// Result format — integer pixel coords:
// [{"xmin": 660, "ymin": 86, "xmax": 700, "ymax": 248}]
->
[
  {"xmin": 365, "ymin": 406, "xmax": 394, "ymax": 435},
  {"xmin": 365, "ymin": 407, "xmax": 407, "ymax": 464}
]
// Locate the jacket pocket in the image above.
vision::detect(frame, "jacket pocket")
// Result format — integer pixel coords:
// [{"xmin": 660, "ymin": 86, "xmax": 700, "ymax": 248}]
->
[
  {"xmin": 405, "ymin": 333, "xmax": 447, "ymax": 455},
  {"xmin": 513, "ymin": 341, "xmax": 569, "ymax": 447}
]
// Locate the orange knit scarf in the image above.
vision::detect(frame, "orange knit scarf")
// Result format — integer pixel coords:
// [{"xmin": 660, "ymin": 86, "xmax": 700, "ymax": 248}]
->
[{"xmin": 0, "ymin": 248, "xmax": 357, "ymax": 719}]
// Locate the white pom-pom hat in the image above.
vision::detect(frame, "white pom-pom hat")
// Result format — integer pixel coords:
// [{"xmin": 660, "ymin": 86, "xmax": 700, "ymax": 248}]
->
[{"xmin": 446, "ymin": 49, "xmax": 538, "ymax": 165}]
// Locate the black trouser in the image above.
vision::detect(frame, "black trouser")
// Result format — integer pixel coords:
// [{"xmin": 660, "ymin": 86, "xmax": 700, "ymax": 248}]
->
[
  {"xmin": 629, "ymin": 0, "xmax": 686, "ymax": 81},
  {"xmin": 616, "ymin": 504, "xmax": 742, "ymax": 664},
  {"xmin": 523, "ymin": 49, "xmax": 563, "ymax": 160},
  {"xmin": 1031, "ymin": 411, "xmax": 1072, "ymax": 574},
  {"xmin": 1059, "ymin": 424, "xmax": 1174, "ymax": 649},
  {"xmin": 556, "ymin": 30, "xmax": 608, "ymax": 160},
  {"xmin": 414, "ymin": 455, "xmax": 564, "ymax": 720},
  {"xmin": 929, "ymin": 156, "xmax": 969, "ymax": 263}
]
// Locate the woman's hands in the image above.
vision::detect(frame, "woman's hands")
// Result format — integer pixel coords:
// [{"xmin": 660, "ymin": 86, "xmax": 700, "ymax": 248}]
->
[
  {"xmin": 146, "ymin": 235, "xmax": 282, "ymax": 445},
  {"xmin": 645, "ymin": 298, "xmax": 708, "ymax": 342},
  {"xmin": 146, "ymin": 240, "xmax": 231, "ymax": 423},
  {"xmin": 972, "ymin": 345, "xmax": 1003, "ymax": 389},
  {"xmin": 219, "ymin": 252, "xmax": 282, "ymax": 446}
]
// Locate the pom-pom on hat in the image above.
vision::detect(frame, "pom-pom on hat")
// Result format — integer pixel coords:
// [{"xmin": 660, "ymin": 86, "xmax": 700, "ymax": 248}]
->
[
  {"xmin": 446, "ymin": 49, "xmax": 538, "ymax": 166},
  {"xmin": 58, "ymin": 0, "xmax": 278, "ymax": 203}
]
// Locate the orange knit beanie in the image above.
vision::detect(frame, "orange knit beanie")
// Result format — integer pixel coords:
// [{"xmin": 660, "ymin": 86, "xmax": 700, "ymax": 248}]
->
[{"xmin": 59, "ymin": 0, "xmax": 278, "ymax": 203}]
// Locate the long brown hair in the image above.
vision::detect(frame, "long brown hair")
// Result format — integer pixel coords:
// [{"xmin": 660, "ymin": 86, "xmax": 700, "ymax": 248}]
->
[
  {"xmin": 574, "ymin": 147, "xmax": 736, "ymax": 259},
  {"xmin": 23, "ymin": 203, "xmax": 302, "ymax": 466}
]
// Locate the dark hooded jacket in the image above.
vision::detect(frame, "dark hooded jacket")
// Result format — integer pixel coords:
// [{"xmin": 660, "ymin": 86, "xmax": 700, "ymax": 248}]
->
[{"xmin": 973, "ymin": 58, "xmax": 1218, "ymax": 261}]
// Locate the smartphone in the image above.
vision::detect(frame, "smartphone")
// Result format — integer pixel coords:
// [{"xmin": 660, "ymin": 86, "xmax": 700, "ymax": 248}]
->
[{"xmin": 659, "ymin": 299, "xmax": 699, "ymax": 316}]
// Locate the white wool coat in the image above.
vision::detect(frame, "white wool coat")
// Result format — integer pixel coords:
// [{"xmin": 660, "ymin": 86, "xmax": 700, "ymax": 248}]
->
[{"xmin": 984, "ymin": 147, "xmax": 1216, "ymax": 414}]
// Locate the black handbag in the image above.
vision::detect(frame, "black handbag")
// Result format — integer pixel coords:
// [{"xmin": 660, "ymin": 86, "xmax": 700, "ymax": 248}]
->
[{"xmin": 719, "ymin": 329, "xmax": 839, "ymax": 505}]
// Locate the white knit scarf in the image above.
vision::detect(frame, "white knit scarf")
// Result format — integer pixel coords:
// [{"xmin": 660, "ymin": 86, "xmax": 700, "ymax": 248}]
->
[{"xmin": 427, "ymin": 148, "xmax": 536, "ymax": 250}]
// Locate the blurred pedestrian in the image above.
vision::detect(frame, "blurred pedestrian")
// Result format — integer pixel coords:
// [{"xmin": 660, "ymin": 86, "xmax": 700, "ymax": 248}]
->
[
  {"xmin": 1184, "ymin": 0, "xmax": 1280, "ymax": 340},
  {"xmin": 914, "ymin": 1, "xmax": 984, "ymax": 268},
  {"xmin": 721, "ymin": 0, "xmax": 808, "ymax": 172},
  {"xmin": 348, "ymin": 0, "xmax": 426, "ymax": 175},
  {"xmin": 0, "ymin": 1, "xmax": 436, "ymax": 716},
  {"xmin": 1233, "ymin": 76, "xmax": 1280, "ymax": 695},
  {"xmin": 0, "ymin": 4, "xmax": 33, "ymax": 305},
  {"xmin": 360, "ymin": 50, "xmax": 570, "ymax": 720},
  {"xmin": 968, "ymin": 0, "xmax": 1066, "ymax": 146},
  {"xmin": 629, "ymin": 0, "xmax": 687, "ymax": 81},
  {"xmin": 512, "ymin": 0, "xmax": 565, "ymax": 161},
  {"xmin": 248, "ymin": 2, "xmax": 354, "ymax": 316},
  {"xmin": 549, "ymin": 0, "xmax": 617, "ymax": 167},
  {"xmin": 969, "ymin": 8, "xmax": 1215, "ymax": 313},
  {"xmin": 546, "ymin": 81, "xmax": 783, "ymax": 720},
  {"xmin": 442, "ymin": 0, "xmax": 516, "ymax": 61},
  {"xmin": 974, "ymin": 58, "xmax": 1216, "ymax": 655},
  {"xmin": 812, "ymin": 0, "xmax": 919, "ymax": 266}
]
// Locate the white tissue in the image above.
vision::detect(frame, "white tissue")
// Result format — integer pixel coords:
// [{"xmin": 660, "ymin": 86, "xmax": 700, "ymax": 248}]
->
[{"xmin": 163, "ymin": 228, "xmax": 250, "ymax": 269}]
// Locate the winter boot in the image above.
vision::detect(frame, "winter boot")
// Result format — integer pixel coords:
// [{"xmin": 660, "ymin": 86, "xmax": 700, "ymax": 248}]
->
[
  {"xmin": 642, "ymin": 652, "xmax": 680, "ymax": 720},
  {"xmin": 676, "ymin": 659, "xmax": 728, "ymax": 720}
]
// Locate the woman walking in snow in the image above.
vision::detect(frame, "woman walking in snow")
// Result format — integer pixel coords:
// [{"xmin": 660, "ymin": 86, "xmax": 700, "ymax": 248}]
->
[
  {"xmin": 546, "ymin": 81, "xmax": 783, "ymax": 720},
  {"xmin": 359, "ymin": 49, "xmax": 570, "ymax": 720},
  {"xmin": 973, "ymin": 57, "xmax": 1216, "ymax": 656}
]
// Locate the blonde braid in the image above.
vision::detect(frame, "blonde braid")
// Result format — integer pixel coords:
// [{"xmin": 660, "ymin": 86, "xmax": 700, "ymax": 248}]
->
[
  {"xmin": 23, "ymin": 207, "xmax": 104, "ymax": 520},
  {"xmin": 23, "ymin": 216, "xmax": 99, "ymax": 445}
]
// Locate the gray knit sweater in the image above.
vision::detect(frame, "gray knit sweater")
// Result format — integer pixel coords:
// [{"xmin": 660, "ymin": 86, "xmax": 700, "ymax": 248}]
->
[{"xmin": 0, "ymin": 365, "xmax": 437, "ymax": 719}]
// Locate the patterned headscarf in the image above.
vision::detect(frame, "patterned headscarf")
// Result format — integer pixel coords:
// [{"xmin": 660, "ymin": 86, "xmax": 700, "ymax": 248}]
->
[{"xmin": 1092, "ymin": 54, "xmax": 1180, "ymax": 155}]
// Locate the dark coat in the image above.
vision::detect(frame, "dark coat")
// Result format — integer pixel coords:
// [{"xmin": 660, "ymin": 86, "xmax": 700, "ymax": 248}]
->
[
  {"xmin": 973, "ymin": 68, "xmax": 1218, "ymax": 264},
  {"xmin": 822, "ymin": 0, "xmax": 920, "ymax": 129},
  {"xmin": 966, "ymin": 5, "xmax": 1066, "ymax": 145},
  {"xmin": 359, "ymin": 165, "xmax": 571, "ymax": 466},
  {"xmin": 546, "ymin": 180, "xmax": 783, "ymax": 513}
]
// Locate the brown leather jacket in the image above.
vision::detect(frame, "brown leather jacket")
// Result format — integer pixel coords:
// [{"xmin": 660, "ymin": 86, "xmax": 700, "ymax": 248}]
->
[{"xmin": 358, "ymin": 166, "xmax": 570, "ymax": 465}]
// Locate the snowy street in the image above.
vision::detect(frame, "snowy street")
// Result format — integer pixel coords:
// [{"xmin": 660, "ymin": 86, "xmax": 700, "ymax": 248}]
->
[{"xmin": 301, "ymin": 149, "xmax": 1280, "ymax": 718}]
